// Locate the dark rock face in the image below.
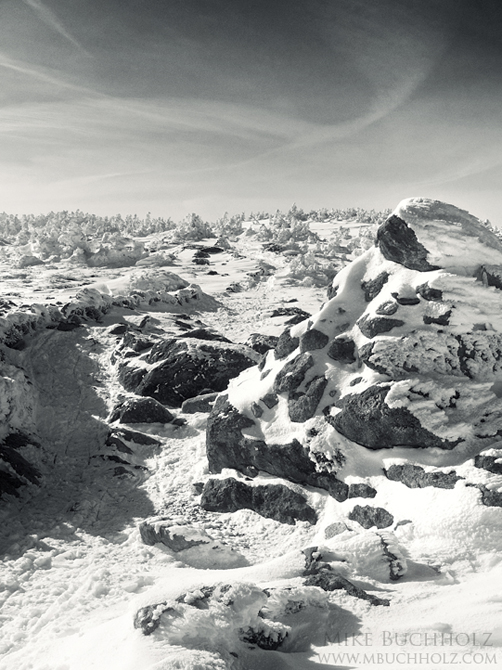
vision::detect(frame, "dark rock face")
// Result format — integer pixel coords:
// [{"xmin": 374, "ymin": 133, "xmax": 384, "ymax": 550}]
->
[
  {"xmin": 251, "ymin": 402, "xmax": 263, "ymax": 418},
  {"xmin": 274, "ymin": 329, "xmax": 299, "ymax": 360},
  {"xmin": 380, "ymin": 535, "xmax": 406, "ymax": 581},
  {"xmin": 206, "ymin": 396, "xmax": 257, "ymax": 474},
  {"xmin": 110, "ymin": 397, "xmax": 174, "ymax": 424},
  {"xmin": 246, "ymin": 333, "xmax": 279, "ymax": 354},
  {"xmin": 181, "ymin": 392, "xmax": 219, "ymax": 414},
  {"xmin": 288, "ymin": 376, "xmax": 328, "ymax": 423},
  {"xmin": 357, "ymin": 315, "xmax": 405, "ymax": 338},
  {"xmin": 348, "ymin": 504, "xmax": 394, "ymax": 529},
  {"xmin": 200, "ymin": 477, "xmax": 317, "ymax": 525},
  {"xmin": 120, "ymin": 339, "xmax": 257, "ymax": 407},
  {"xmin": 385, "ymin": 464, "xmax": 461, "ymax": 489},
  {"xmin": 206, "ymin": 396, "xmax": 348, "ymax": 500},
  {"xmin": 117, "ymin": 362, "xmax": 147, "ymax": 392},
  {"xmin": 273, "ymin": 353, "xmax": 314, "ymax": 394},
  {"xmin": 377, "ymin": 214, "xmax": 440, "ymax": 271},
  {"xmin": 120, "ymin": 331, "xmax": 154, "ymax": 353},
  {"xmin": 327, "ymin": 283, "xmax": 338, "ymax": 299},
  {"xmin": 0, "ymin": 470, "xmax": 24, "ymax": 497},
  {"xmin": 0, "ymin": 444, "xmax": 41, "ymax": 487},
  {"xmin": 0, "ymin": 431, "xmax": 41, "ymax": 497},
  {"xmin": 302, "ymin": 547, "xmax": 390, "ymax": 604},
  {"xmin": 327, "ymin": 337, "xmax": 356, "ymax": 364},
  {"xmin": 329, "ymin": 385, "xmax": 462, "ymax": 450},
  {"xmin": 361, "ymin": 272, "xmax": 390, "ymax": 302},
  {"xmin": 3, "ymin": 432, "xmax": 39, "ymax": 449},
  {"xmin": 299, "ymin": 328, "xmax": 329, "ymax": 353}
]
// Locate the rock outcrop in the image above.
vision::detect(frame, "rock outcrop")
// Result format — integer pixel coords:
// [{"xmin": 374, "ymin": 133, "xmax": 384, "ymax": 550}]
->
[
  {"xmin": 204, "ymin": 198, "xmax": 502, "ymax": 547},
  {"xmin": 118, "ymin": 338, "xmax": 260, "ymax": 407}
]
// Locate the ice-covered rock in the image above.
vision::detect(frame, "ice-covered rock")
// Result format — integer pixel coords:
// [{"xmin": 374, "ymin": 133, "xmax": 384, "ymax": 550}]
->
[{"xmin": 205, "ymin": 198, "xmax": 502, "ymax": 557}]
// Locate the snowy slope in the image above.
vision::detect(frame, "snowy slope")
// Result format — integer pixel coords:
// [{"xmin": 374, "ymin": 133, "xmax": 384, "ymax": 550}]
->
[{"xmin": 0, "ymin": 200, "xmax": 501, "ymax": 670}]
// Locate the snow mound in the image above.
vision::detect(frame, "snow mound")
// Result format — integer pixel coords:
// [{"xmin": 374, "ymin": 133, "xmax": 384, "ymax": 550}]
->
[{"xmin": 388, "ymin": 197, "xmax": 502, "ymax": 272}]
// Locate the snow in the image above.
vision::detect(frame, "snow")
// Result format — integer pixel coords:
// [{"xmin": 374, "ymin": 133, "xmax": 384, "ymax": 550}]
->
[{"xmin": 0, "ymin": 202, "xmax": 501, "ymax": 669}]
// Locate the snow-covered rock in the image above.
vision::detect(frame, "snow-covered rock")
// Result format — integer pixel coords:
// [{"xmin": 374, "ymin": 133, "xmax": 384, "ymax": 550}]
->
[
  {"xmin": 205, "ymin": 198, "xmax": 502, "ymax": 558},
  {"xmin": 138, "ymin": 519, "xmax": 247, "ymax": 569}
]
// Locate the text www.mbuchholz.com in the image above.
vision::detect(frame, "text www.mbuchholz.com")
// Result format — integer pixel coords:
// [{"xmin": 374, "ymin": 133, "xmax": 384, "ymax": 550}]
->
[{"xmin": 316, "ymin": 651, "xmax": 498, "ymax": 665}]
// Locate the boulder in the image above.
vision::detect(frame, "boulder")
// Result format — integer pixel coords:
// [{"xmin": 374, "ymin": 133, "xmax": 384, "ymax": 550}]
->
[
  {"xmin": 181, "ymin": 392, "xmax": 219, "ymax": 414},
  {"xmin": 385, "ymin": 464, "xmax": 461, "ymax": 489},
  {"xmin": 377, "ymin": 214, "xmax": 439, "ymax": 271},
  {"xmin": 245, "ymin": 333, "xmax": 279, "ymax": 354},
  {"xmin": 109, "ymin": 397, "xmax": 174, "ymax": 424},
  {"xmin": 137, "ymin": 518, "xmax": 246, "ymax": 569},
  {"xmin": 200, "ymin": 477, "xmax": 317, "ymax": 525},
  {"xmin": 302, "ymin": 547, "xmax": 390, "ymax": 604},
  {"xmin": 16, "ymin": 254, "xmax": 44, "ymax": 269},
  {"xmin": 177, "ymin": 328, "xmax": 231, "ymax": 343},
  {"xmin": 348, "ymin": 505, "xmax": 394, "ymax": 529},
  {"xmin": 328, "ymin": 385, "xmax": 461, "ymax": 450},
  {"xmin": 119, "ymin": 338, "xmax": 259, "ymax": 407},
  {"xmin": 274, "ymin": 328, "xmax": 299, "ymax": 360},
  {"xmin": 299, "ymin": 328, "xmax": 330, "ymax": 353},
  {"xmin": 288, "ymin": 376, "xmax": 328, "ymax": 422}
]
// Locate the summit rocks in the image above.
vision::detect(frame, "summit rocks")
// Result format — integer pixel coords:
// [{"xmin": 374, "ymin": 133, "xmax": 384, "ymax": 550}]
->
[{"xmin": 205, "ymin": 198, "xmax": 502, "ymax": 536}]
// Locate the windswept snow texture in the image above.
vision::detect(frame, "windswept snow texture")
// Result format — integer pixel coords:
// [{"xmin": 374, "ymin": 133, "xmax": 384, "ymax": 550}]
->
[{"xmin": 0, "ymin": 200, "xmax": 502, "ymax": 670}]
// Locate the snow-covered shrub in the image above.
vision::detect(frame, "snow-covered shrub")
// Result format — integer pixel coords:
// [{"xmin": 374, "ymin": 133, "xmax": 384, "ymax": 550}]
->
[
  {"xmin": 285, "ymin": 250, "xmax": 339, "ymax": 287},
  {"xmin": 170, "ymin": 213, "xmax": 213, "ymax": 242},
  {"xmin": 212, "ymin": 212, "xmax": 245, "ymax": 238},
  {"xmin": 256, "ymin": 211, "xmax": 319, "ymax": 247},
  {"xmin": 308, "ymin": 207, "xmax": 392, "ymax": 224}
]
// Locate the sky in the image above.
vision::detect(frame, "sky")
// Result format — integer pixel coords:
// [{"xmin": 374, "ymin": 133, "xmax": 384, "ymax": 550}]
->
[{"xmin": 0, "ymin": 0, "xmax": 501, "ymax": 224}]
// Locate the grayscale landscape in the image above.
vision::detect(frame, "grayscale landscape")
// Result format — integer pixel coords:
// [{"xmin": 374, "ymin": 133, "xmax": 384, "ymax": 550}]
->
[{"xmin": 1, "ymin": 1, "xmax": 501, "ymax": 669}]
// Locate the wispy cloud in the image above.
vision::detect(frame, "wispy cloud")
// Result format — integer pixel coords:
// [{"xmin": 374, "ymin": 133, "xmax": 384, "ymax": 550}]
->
[
  {"xmin": 414, "ymin": 154, "xmax": 502, "ymax": 188},
  {"xmin": 22, "ymin": 0, "xmax": 89, "ymax": 54},
  {"xmin": 0, "ymin": 51, "xmax": 98, "ymax": 96}
]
